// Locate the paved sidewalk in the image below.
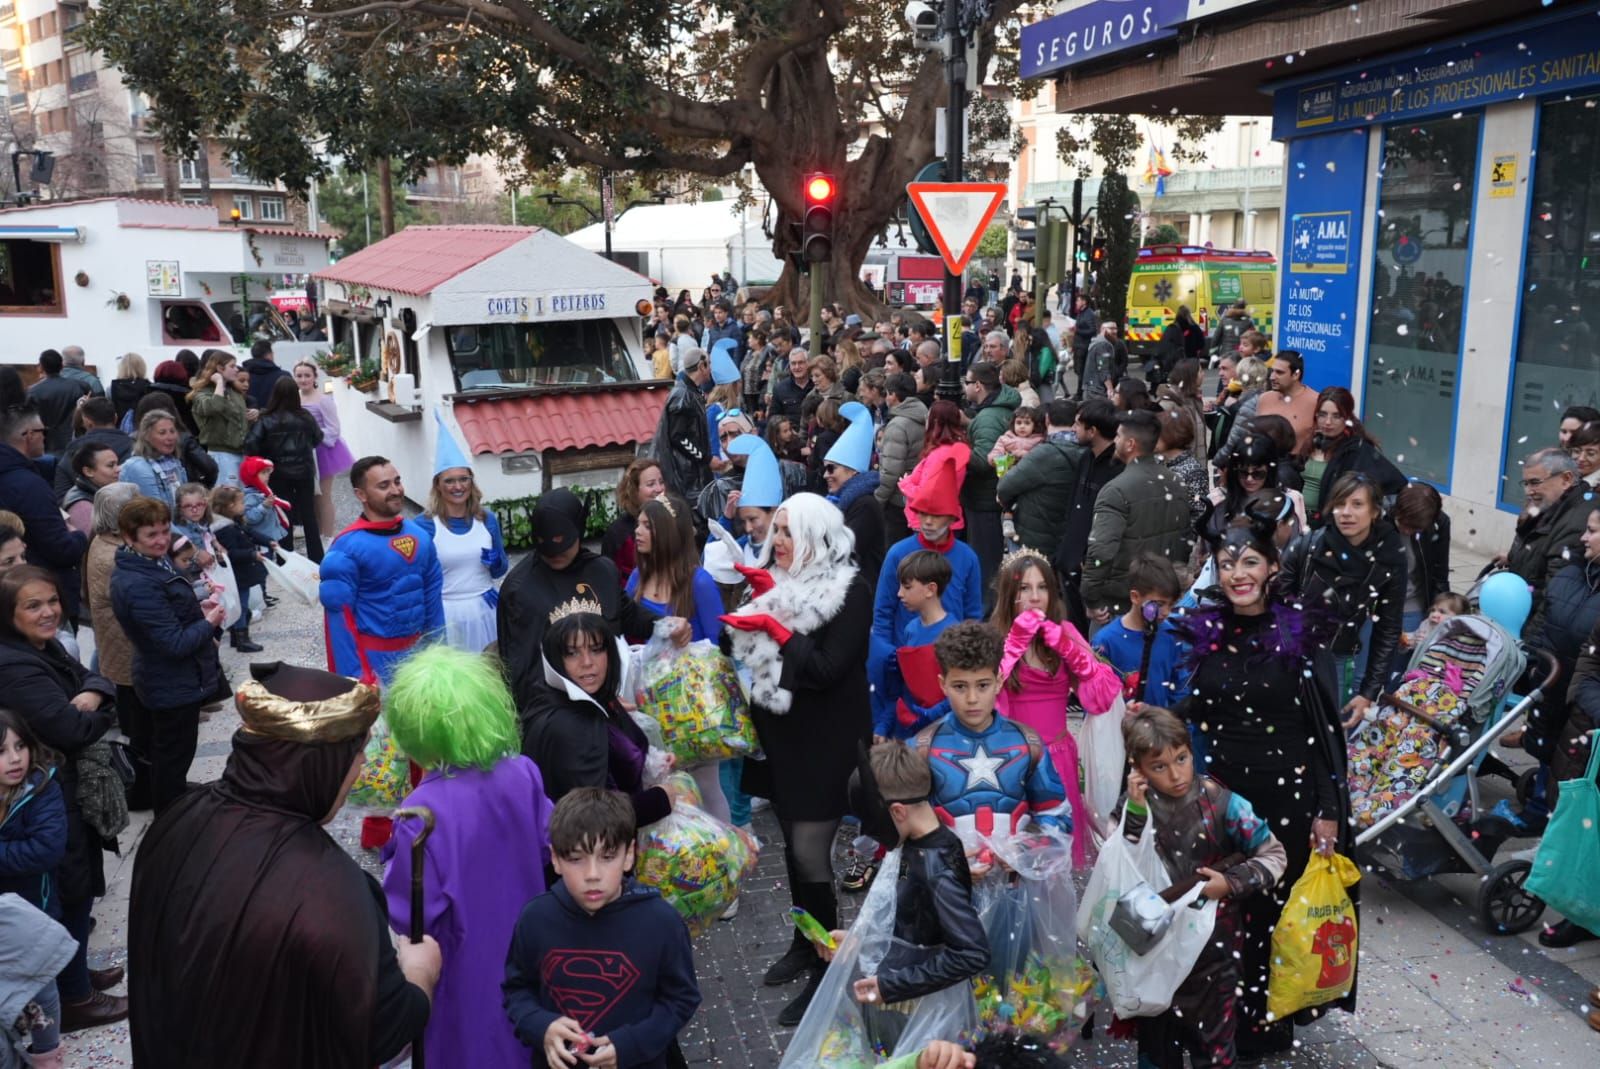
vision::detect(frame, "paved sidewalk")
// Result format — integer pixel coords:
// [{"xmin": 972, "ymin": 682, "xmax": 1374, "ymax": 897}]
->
[{"xmin": 57, "ymin": 494, "xmax": 1600, "ymax": 1067}]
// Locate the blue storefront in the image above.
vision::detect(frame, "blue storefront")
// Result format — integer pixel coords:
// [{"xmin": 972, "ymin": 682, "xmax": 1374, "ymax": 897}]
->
[{"xmin": 1269, "ymin": 3, "xmax": 1600, "ymax": 523}]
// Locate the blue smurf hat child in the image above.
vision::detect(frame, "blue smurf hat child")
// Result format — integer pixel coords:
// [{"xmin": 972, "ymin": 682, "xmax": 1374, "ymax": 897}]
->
[
  {"xmin": 824, "ymin": 400, "xmax": 874, "ymax": 474},
  {"xmin": 725, "ymin": 433, "xmax": 783, "ymax": 509},
  {"xmin": 710, "ymin": 339, "xmax": 742, "ymax": 385},
  {"xmin": 433, "ymin": 408, "xmax": 473, "ymax": 476}
]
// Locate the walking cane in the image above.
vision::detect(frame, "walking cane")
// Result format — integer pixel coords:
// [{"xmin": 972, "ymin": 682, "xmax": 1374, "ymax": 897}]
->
[{"xmin": 394, "ymin": 806, "xmax": 435, "ymax": 1069}]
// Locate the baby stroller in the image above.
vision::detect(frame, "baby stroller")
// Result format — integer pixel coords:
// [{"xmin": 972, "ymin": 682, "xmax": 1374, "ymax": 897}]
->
[{"xmin": 1348, "ymin": 614, "xmax": 1561, "ymax": 935}]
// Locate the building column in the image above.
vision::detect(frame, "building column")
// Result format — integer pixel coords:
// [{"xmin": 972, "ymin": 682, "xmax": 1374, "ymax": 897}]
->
[
  {"xmin": 1199, "ymin": 212, "xmax": 1213, "ymax": 245},
  {"xmin": 1187, "ymin": 213, "xmax": 1201, "ymax": 242}
]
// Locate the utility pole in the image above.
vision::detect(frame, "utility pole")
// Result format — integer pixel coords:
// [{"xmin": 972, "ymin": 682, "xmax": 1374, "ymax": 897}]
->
[{"xmin": 937, "ymin": 0, "xmax": 969, "ymax": 403}]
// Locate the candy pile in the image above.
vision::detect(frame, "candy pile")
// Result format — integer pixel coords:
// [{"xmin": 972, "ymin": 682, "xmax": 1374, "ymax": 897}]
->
[
  {"xmin": 640, "ymin": 644, "xmax": 755, "ymax": 766},
  {"xmin": 815, "ymin": 1023, "xmax": 881, "ymax": 1069},
  {"xmin": 973, "ymin": 954, "xmax": 1099, "ymax": 1050},
  {"xmin": 635, "ymin": 801, "xmax": 759, "ymax": 936},
  {"xmin": 348, "ymin": 718, "xmax": 408, "ymax": 808}
]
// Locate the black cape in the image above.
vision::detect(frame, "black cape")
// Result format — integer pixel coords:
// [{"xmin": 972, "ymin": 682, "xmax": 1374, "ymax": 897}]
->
[{"xmin": 128, "ymin": 730, "xmax": 427, "ymax": 1068}]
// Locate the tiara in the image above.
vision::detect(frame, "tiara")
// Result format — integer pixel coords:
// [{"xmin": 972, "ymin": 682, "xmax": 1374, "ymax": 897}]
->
[
  {"xmin": 658, "ymin": 496, "xmax": 678, "ymax": 519},
  {"xmin": 1001, "ymin": 547, "xmax": 1050, "ymax": 573},
  {"xmin": 548, "ymin": 587, "xmax": 604, "ymax": 624}
]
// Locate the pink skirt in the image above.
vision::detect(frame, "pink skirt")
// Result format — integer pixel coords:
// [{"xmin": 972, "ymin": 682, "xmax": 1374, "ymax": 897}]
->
[{"xmin": 316, "ymin": 438, "xmax": 355, "ymax": 479}]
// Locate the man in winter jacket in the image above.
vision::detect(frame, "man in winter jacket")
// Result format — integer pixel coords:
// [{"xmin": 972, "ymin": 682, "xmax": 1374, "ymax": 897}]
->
[
  {"xmin": 240, "ymin": 339, "xmax": 292, "ymax": 410},
  {"xmin": 875, "ymin": 374, "xmax": 928, "ymax": 540},
  {"xmin": 997, "ymin": 400, "xmax": 1085, "ymax": 554},
  {"xmin": 700, "ymin": 299, "xmax": 741, "ymax": 355},
  {"xmin": 1504, "ymin": 449, "xmax": 1597, "ymax": 619},
  {"xmin": 651, "ymin": 349, "xmax": 713, "ymax": 501},
  {"xmin": 52, "ymin": 397, "xmax": 133, "ymax": 503},
  {"xmin": 1069, "ymin": 296, "xmax": 1099, "ymax": 398},
  {"xmin": 1208, "ymin": 300, "xmax": 1256, "ymax": 359},
  {"xmin": 961, "ymin": 362, "xmax": 1019, "ymax": 601},
  {"xmin": 28, "ymin": 350, "xmax": 89, "ymax": 455},
  {"xmin": 1081, "ymin": 410, "xmax": 1194, "ymax": 623},
  {"xmin": 0, "ymin": 406, "xmax": 88, "ymax": 620},
  {"xmin": 1081, "ymin": 323, "xmax": 1127, "ymax": 401},
  {"xmin": 320, "ymin": 457, "xmax": 444, "ymax": 687}
]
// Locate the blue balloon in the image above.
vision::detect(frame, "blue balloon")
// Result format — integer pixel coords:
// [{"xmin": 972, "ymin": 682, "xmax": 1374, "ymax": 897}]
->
[{"xmin": 1478, "ymin": 571, "xmax": 1532, "ymax": 636}]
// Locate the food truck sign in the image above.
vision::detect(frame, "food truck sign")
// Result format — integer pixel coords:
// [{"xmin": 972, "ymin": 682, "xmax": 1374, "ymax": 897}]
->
[{"xmin": 484, "ymin": 292, "xmax": 611, "ymax": 319}]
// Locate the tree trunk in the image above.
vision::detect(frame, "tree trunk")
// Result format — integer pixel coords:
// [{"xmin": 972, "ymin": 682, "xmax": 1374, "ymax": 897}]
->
[
  {"xmin": 377, "ymin": 157, "xmax": 396, "ymax": 236},
  {"xmin": 752, "ymin": 45, "xmax": 941, "ymax": 327},
  {"xmin": 196, "ymin": 135, "xmax": 211, "ymax": 194}
]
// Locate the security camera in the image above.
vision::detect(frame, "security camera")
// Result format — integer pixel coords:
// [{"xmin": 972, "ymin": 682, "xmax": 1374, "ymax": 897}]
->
[{"xmin": 905, "ymin": 0, "xmax": 942, "ymax": 43}]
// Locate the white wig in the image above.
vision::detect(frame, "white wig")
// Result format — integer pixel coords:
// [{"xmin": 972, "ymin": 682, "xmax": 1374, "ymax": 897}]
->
[{"xmin": 760, "ymin": 492, "xmax": 854, "ymax": 580}]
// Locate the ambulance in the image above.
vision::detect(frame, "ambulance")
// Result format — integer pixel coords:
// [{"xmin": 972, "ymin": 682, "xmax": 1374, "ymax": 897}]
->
[{"xmin": 1124, "ymin": 246, "xmax": 1277, "ymax": 359}]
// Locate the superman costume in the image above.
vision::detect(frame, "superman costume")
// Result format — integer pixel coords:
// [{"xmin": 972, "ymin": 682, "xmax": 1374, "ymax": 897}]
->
[
  {"xmin": 913, "ymin": 710, "xmax": 1070, "ymax": 839},
  {"xmin": 320, "ymin": 516, "xmax": 444, "ymax": 686}
]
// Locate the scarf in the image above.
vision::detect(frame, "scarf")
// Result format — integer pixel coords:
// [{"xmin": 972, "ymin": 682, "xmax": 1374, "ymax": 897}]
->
[
  {"xmin": 726, "ymin": 561, "xmax": 857, "ymax": 713},
  {"xmin": 916, "ymin": 530, "xmax": 954, "ymax": 553},
  {"xmin": 244, "ymin": 474, "xmax": 293, "ymax": 531}
]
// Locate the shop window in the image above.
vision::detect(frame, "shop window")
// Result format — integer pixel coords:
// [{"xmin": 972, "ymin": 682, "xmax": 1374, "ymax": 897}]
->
[
  {"xmin": 1500, "ymin": 92, "xmax": 1600, "ymax": 507},
  {"xmin": 446, "ymin": 320, "xmax": 639, "ymax": 390},
  {"xmin": 1362, "ymin": 114, "xmax": 1480, "ymax": 488},
  {"xmin": 0, "ymin": 238, "xmax": 64, "ymax": 314}
]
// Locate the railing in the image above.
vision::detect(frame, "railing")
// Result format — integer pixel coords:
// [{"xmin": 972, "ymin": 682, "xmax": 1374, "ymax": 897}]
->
[
  {"xmin": 1026, "ymin": 165, "xmax": 1285, "ymax": 207},
  {"xmin": 0, "ymin": 3, "xmax": 14, "ymax": 20},
  {"xmin": 0, "ymin": 48, "xmax": 21, "ymax": 68},
  {"xmin": 8, "ymin": 90, "xmax": 26, "ymax": 107}
]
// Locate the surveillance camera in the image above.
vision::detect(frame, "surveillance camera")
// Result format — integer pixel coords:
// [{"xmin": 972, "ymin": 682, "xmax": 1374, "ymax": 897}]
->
[{"xmin": 905, "ymin": 0, "xmax": 941, "ymax": 41}]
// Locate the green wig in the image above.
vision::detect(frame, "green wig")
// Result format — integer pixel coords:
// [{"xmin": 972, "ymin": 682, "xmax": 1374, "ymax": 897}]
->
[{"xmin": 385, "ymin": 645, "xmax": 519, "ymax": 772}]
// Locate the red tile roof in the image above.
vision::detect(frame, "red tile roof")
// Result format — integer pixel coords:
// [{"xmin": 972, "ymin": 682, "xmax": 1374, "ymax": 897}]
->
[
  {"xmin": 316, "ymin": 225, "xmax": 537, "ymax": 296},
  {"xmin": 452, "ymin": 387, "xmax": 670, "ymax": 455}
]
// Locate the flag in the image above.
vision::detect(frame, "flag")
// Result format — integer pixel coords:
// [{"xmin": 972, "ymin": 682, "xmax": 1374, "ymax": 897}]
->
[{"xmin": 1143, "ymin": 143, "xmax": 1174, "ymax": 197}]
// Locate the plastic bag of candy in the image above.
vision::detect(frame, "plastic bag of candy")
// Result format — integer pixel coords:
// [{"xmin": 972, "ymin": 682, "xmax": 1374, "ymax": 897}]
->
[
  {"xmin": 779, "ymin": 849, "xmax": 978, "ymax": 1068},
  {"xmin": 968, "ymin": 829, "xmax": 1097, "ymax": 1051},
  {"xmin": 638, "ymin": 635, "xmax": 755, "ymax": 767},
  {"xmin": 348, "ymin": 716, "xmax": 408, "ymax": 808},
  {"xmin": 635, "ymin": 801, "xmax": 758, "ymax": 936}
]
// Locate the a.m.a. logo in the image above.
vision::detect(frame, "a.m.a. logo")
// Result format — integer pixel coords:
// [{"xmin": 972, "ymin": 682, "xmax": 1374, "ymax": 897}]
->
[
  {"xmin": 1315, "ymin": 217, "xmax": 1347, "ymax": 241},
  {"xmin": 1297, "ymin": 83, "xmax": 1337, "ymax": 128}
]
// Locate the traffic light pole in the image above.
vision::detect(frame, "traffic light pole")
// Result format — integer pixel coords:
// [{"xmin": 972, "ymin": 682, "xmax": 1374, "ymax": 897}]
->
[
  {"xmin": 809, "ymin": 262, "xmax": 826, "ymax": 352},
  {"xmin": 937, "ymin": 0, "xmax": 968, "ymax": 403}
]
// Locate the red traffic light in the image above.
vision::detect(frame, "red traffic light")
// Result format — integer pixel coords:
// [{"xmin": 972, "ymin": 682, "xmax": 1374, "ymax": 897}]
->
[{"xmin": 806, "ymin": 174, "xmax": 835, "ymax": 203}]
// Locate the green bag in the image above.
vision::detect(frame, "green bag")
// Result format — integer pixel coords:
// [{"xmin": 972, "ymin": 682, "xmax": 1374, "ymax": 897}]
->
[
  {"xmin": 1525, "ymin": 733, "xmax": 1600, "ymax": 933},
  {"xmin": 1037, "ymin": 345, "xmax": 1057, "ymax": 381}
]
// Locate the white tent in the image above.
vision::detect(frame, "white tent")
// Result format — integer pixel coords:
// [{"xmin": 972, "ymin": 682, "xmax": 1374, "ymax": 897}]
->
[{"xmin": 569, "ymin": 201, "xmax": 747, "ymax": 292}]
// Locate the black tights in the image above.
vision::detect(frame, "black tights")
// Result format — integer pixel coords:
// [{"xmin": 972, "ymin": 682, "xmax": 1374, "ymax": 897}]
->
[{"xmin": 780, "ymin": 817, "xmax": 842, "ymax": 933}]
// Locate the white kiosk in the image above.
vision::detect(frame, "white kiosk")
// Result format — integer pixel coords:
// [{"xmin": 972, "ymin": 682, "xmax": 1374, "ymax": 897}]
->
[{"xmin": 314, "ymin": 224, "xmax": 668, "ymax": 506}]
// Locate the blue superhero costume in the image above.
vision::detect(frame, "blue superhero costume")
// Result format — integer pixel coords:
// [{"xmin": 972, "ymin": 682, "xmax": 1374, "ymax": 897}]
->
[
  {"xmin": 913, "ymin": 710, "xmax": 1070, "ymax": 839},
  {"xmin": 320, "ymin": 516, "xmax": 445, "ymax": 686}
]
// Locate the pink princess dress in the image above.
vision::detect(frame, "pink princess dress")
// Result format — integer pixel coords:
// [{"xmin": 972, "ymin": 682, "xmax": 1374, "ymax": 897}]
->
[{"xmin": 995, "ymin": 609, "xmax": 1123, "ymax": 867}]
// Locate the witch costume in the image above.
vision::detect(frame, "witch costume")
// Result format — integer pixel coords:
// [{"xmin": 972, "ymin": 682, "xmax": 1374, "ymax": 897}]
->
[{"xmin": 128, "ymin": 662, "xmax": 429, "ymax": 1068}]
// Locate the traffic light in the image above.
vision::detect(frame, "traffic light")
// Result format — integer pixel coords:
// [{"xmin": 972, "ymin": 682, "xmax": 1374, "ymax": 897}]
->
[
  {"xmin": 1015, "ymin": 206, "xmax": 1055, "ymax": 268},
  {"xmin": 802, "ymin": 172, "xmax": 836, "ymax": 263},
  {"xmin": 1091, "ymin": 236, "xmax": 1107, "ymax": 264}
]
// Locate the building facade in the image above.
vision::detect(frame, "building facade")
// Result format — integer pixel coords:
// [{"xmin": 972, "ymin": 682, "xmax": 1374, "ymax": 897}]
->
[{"xmin": 1025, "ymin": 0, "xmax": 1600, "ymax": 539}]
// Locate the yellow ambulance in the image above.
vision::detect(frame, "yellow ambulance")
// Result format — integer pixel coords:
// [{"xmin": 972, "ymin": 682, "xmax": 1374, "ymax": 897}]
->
[{"xmin": 1124, "ymin": 245, "xmax": 1277, "ymax": 359}]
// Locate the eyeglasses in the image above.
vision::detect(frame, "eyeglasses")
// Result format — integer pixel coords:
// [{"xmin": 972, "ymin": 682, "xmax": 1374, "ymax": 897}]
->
[
  {"xmin": 823, "ymin": 463, "xmax": 838, "ymax": 475},
  {"xmin": 963, "ymin": 378, "xmax": 976, "ymax": 385},
  {"xmin": 1239, "ymin": 466, "xmax": 1270, "ymax": 479},
  {"xmin": 1521, "ymin": 475, "xmax": 1555, "ymax": 489}
]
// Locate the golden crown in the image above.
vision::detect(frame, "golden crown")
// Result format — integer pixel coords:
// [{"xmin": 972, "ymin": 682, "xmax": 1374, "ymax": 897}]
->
[{"xmin": 548, "ymin": 585, "xmax": 605, "ymax": 624}]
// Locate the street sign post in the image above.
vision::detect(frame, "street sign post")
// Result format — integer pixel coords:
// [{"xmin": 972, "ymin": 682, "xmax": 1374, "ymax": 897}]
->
[{"xmin": 906, "ymin": 181, "xmax": 1008, "ymax": 278}]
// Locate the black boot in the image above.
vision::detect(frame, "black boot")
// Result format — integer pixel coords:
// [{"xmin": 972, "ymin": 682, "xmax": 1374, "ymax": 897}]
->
[
  {"xmin": 230, "ymin": 630, "xmax": 264, "ymax": 654},
  {"xmin": 1539, "ymin": 919, "xmax": 1598, "ymax": 948},
  {"xmin": 763, "ymin": 929, "xmax": 818, "ymax": 986},
  {"xmin": 776, "ymin": 964, "xmax": 824, "ymax": 1027}
]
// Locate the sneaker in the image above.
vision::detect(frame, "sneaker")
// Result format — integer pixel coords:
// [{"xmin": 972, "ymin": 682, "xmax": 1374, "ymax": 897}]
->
[
  {"xmin": 750, "ymin": 797, "xmax": 771, "ymax": 812},
  {"xmin": 719, "ymin": 897, "xmax": 740, "ymax": 921},
  {"xmin": 1484, "ymin": 798, "xmax": 1548, "ymax": 837},
  {"xmin": 841, "ymin": 851, "xmax": 877, "ymax": 893}
]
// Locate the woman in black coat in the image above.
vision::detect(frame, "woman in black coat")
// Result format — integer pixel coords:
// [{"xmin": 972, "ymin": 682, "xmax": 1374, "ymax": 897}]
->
[
  {"xmin": 723, "ymin": 492, "xmax": 872, "ymax": 1026},
  {"xmin": 1524, "ymin": 504, "xmax": 1600, "ymax": 764},
  {"xmin": 0, "ymin": 565, "xmax": 121, "ymax": 1027},
  {"xmin": 1177, "ymin": 515, "xmax": 1354, "ymax": 1059},
  {"xmin": 1301, "ymin": 387, "xmax": 1406, "ymax": 527},
  {"xmin": 519, "ymin": 610, "xmax": 671, "ymax": 827},
  {"xmin": 244, "ymin": 376, "xmax": 325, "ymax": 562},
  {"xmin": 1279, "ymin": 471, "xmax": 1409, "ymax": 723},
  {"xmin": 109, "ymin": 496, "xmax": 224, "ymax": 815}
]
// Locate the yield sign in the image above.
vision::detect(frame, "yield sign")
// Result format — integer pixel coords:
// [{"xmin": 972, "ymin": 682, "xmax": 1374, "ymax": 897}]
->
[{"xmin": 906, "ymin": 181, "xmax": 1007, "ymax": 276}]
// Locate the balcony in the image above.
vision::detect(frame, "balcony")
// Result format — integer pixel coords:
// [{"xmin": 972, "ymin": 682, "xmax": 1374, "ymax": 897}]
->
[
  {"xmin": 9, "ymin": 90, "xmax": 25, "ymax": 107},
  {"xmin": 1026, "ymin": 165, "xmax": 1285, "ymax": 215},
  {"xmin": 0, "ymin": 3, "xmax": 14, "ymax": 21},
  {"xmin": 69, "ymin": 70, "xmax": 97, "ymax": 94},
  {"xmin": 1, "ymin": 49, "xmax": 20, "ymax": 69}
]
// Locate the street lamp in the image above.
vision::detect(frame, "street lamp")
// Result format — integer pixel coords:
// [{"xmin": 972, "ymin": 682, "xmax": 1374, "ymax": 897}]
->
[
  {"xmin": 539, "ymin": 170, "xmax": 671, "ymax": 260},
  {"xmin": 8, "ymin": 148, "xmax": 55, "ymax": 206}
]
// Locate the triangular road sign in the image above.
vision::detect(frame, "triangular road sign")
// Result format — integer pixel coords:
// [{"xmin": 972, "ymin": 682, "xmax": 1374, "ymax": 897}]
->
[{"xmin": 906, "ymin": 182, "xmax": 1008, "ymax": 277}]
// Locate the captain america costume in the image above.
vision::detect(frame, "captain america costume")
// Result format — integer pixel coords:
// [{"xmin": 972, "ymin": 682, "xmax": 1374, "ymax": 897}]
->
[{"xmin": 913, "ymin": 710, "xmax": 1071, "ymax": 839}]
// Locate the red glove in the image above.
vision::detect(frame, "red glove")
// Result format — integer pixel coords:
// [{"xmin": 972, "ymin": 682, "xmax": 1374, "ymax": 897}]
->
[
  {"xmin": 720, "ymin": 612, "xmax": 793, "ymax": 645},
  {"xmin": 733, "ymin": 562, "xmax": 776, "ymax": 597}
]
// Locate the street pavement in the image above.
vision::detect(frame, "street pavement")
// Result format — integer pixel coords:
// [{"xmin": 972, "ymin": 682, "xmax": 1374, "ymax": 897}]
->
[{"xmin": 59, "ymin": 481, "xmax": 1600, "ymax": 1068}]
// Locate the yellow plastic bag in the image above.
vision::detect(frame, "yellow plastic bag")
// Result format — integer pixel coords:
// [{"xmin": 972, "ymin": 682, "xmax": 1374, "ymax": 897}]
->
[{"xmin": 1267, "ymin": 852, "xmax": 1360, "ymax": 1021}]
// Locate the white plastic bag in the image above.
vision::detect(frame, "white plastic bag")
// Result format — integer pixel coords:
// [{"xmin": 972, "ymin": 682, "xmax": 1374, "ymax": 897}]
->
[
  {"xmin": 1079, "ymin": 698, "xmax": 1127, "ymax": 844},
  {"xmin": 1077, "ymin": 812, "xmax": 1216, "ymax": 1018},
  {"xmin": 263, "ymin": 548, "xmax": 320, "ymax": 605},
  {"xmin": 208, "ymin": 558, "xmax": 243, "ymax": 630}
]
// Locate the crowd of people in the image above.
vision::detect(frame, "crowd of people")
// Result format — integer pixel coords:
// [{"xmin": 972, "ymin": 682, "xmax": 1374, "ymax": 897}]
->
[{"xmin": 2, "ymin": 294, "xmax": 1598, "ymax": 1068}]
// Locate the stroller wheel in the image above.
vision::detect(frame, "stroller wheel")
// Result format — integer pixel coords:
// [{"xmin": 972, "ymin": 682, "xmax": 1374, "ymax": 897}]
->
[
  {"xmin": 1478, "ymin": 859, "xmax": 1545, "ymax": 935},
  {"xmin": 1515, "ymin": 768, "xmax": 1540, "ymax": 806}
]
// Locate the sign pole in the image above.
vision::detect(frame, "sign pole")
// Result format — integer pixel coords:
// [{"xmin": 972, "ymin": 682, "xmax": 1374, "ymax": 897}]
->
[{"xmin": 938, "ymin": 0, "xmax": 967, "ymax": 402}]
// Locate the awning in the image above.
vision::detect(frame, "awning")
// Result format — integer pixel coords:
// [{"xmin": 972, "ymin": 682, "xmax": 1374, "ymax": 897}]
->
[{"xmin": 451, "ymin": 387, "xmax": 670, "ymax": 455}]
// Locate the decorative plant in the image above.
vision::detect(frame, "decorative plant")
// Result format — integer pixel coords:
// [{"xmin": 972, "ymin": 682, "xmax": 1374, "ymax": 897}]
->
[
  {"xmin": 105, "ymin": 292, "xmax": 131, "ymax": 310},
  {"xmin": 346, "ymin": 356, "xmax": 381, "ymax": 393}
]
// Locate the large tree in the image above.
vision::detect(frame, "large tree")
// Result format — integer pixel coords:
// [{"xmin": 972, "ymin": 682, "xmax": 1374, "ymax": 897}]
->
[{"xmin": 84, "ymin": 0, "xmax": 1043, "ymax": 316}]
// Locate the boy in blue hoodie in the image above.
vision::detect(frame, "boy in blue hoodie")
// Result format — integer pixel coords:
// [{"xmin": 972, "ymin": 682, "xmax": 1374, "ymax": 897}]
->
[{"xmin": 504, "ymin": 788, "xmax": 701, "ymax": 1069}]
